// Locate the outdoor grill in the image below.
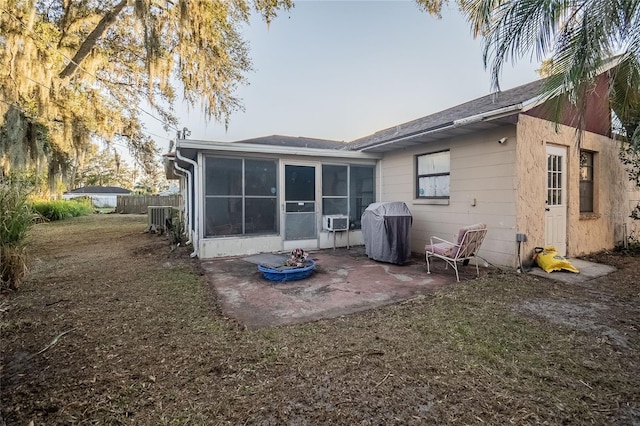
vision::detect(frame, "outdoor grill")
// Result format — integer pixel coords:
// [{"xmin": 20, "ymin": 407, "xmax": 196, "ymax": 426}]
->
[{"xmin": 361, "ymin": 201, "xmax": 413, "ymax": 265}]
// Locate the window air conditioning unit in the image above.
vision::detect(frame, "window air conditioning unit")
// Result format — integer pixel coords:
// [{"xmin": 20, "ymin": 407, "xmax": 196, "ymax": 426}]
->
[
  {"xmin": 323, "ymin": 215, "xmax": 349, "ymax": 231},
  {"xmin": 148, "ymin": 206, "xmax": 173, "ymax": 233}
]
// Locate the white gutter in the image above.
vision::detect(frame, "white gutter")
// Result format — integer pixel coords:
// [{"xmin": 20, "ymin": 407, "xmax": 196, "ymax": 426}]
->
[
  {"xmin": 360, "ymin": 103, "xmax": 524, "ymax": 152},
  {"xmin": 173, "ymin": 161, "xmax": 192, "ymax": 246},
  {"xmin": 175, "ymin": 147, "xmax": 199, "ymax": 258},
  {"xmin": 452, "ymin": 103, "xmax": 523, "ymax": 126},
  {"xmin": 359, "ymin": 123, "xmax": 457, "ymax": 152}
]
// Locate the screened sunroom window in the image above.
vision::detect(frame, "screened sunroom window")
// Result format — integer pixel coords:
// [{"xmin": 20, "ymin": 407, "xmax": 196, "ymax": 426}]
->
[
  {"xmin": 205, "ymin": 157, "xmax": 278, "ymax": 236},
  {"xmin": 416, "ymin": 150, "xmax": 450, "ymax": 199},
  {"xmin": 350, "ymin": 166, "xmax": 375, "ymax": 228},
  {"xmin": 321, "ymin": 164, "xmax": 375, "ymax": 229}
]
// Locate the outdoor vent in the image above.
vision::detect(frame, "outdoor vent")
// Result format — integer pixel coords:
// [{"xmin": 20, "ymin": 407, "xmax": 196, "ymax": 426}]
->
[
  {"xmin": 323, "ymin": 215, "xmax": 349, "ymax": 231},
  {"xmin": 147, "ymin": 206, "xmax": 173, "ymax": 232}
]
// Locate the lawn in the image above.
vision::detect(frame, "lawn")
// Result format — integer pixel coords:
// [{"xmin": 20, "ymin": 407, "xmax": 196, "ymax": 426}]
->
[{"xmin": 1, "ymin": 214, "xmax": 638, "ymax": 424}]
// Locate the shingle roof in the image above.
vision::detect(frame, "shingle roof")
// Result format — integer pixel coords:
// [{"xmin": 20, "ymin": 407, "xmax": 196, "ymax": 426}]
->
[
  {"xmin": 236, "ymin": 135, "xmax": 348, "ymax": 150},
  {"xmin": 347, "ymin": 79, "xmax": 547, "ymax": 151},
  {"xmin": 66, "ymin": 186, "xmax": 131, "ymax": 194}
]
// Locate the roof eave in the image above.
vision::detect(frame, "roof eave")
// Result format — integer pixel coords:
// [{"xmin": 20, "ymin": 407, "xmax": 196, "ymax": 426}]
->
[
  {"xmin": 358, "ymin": 103, "xmax": 525, "ymax": 153},
  {"xmin": 177, "ymin": 139, "xmax": 382, "ymax": 159}
]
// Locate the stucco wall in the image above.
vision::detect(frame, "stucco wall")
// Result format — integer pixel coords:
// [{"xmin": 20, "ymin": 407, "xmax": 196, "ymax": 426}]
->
[
  {"xmin": 516, "ymin": 114, "xmax": 639, "ymax": 260},
  {"xmin": 574, "ymin": 131, "xmax": 636, "ymax": 255},
  {"xmin": 379, "ymin": 125, "xmax": 519, "ymax": 267},
  {"xmin": 514, "ymin": 116, "xmax": 548, "ymax": 261}
]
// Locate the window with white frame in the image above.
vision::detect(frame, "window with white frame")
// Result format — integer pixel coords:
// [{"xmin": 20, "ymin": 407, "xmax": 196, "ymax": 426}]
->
[
  {"xmin": 416, "ymin": 150, "xmax": 450, "ymax": 199},
  {"xmin": 204, "ymin": 157, "xmax": 278, "ymax": 236},
  {"xmin": 580, "ymin": 150, "xmax": 594, "ymax": 213},
  {"xmin": 322, "ymin": 164, "xmax": 375, "ymax": 229}
]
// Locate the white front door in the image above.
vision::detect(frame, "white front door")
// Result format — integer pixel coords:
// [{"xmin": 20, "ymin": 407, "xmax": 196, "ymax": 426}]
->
[
  {"xmin": 545, "ymin": 144, "xmax": 567, "ymax": 255},
  {"xmin": 282, "ymin": 164, "xmax": 318, "ymax": 251}
]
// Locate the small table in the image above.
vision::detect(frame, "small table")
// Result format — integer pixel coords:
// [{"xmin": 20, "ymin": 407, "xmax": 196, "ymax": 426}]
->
[{"xmin": 331, "ymin": 229, "xmax": 350, "ymax": 251}]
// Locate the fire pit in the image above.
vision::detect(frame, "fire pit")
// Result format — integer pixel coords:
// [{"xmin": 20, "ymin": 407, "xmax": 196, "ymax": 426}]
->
[{"xmin": 258, "ymin": 259, "xmax": 316, "ymax": 282}]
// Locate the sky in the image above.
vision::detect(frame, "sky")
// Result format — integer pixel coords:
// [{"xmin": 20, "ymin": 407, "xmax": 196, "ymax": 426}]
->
[{"xmin": 144, "ymin": 0, "xmax": 542, "ymax": 154}]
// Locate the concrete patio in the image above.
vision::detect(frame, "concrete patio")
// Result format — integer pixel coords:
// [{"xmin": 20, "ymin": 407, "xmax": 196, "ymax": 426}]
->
[
  {"xmin": 200, "ymin": 247, "xmax": 483, "ymax": 329},
  {"xmin": 527, "ymin": 258, "xmax": 617, "ymax": 284},
  {"xmin": 200, "ymin": 247, "xmax": 618, "ymax": 329}
]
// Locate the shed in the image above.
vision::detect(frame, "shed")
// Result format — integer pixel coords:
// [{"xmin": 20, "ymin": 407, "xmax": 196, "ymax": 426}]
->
[{"xmin": 62, "ymin": 186, "xmax": 131, "ymax": 208}]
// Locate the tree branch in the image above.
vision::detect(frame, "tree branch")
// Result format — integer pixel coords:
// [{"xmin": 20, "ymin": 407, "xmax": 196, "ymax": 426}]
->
[{"xmin": 58, "ymin": 0, "xmax": 129, "ymax": 80}]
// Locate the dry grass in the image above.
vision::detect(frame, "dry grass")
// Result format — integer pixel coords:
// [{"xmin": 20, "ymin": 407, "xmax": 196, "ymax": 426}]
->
[
  {"xmin": 1, "ymin": 214, "xmax": 638, "ymax": 425},
  {"xmin": 0, "ymin": 246, "xmax": 28, "ymax": 290}
]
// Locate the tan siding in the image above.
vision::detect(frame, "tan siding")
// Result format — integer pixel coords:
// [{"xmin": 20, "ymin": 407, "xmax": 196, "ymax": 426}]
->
[
  {"xmin": 456, "ymin": 176, "xmax": 518, "ymax": 191},
  {"xmin": 380, "ymin": 125, "xmax": 519, "ymax": 267},
  {"xmin": 383, "ymin": 163, "xmax": 411, "ymax": 177},
  {"xmin": 451, "ymin": 190, "xmax": 519, "ymax": 206}
]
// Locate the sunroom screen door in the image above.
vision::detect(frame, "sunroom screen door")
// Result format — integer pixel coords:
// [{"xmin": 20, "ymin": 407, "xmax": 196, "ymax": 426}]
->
[{"xmin": 284, "ymin": 165, "xmax": 317, "ymax": 244}]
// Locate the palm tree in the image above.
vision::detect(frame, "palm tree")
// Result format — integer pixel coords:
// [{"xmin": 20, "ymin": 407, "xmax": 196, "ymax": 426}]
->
[{"xmin": 460, "ymin": 0, "xmax": 640, "ymax": 147}]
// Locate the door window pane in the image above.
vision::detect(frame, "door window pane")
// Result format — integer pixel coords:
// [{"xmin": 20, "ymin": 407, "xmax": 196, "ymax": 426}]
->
[
  {"xmin": 547, "ymin": 154, "xmax": 563, "ymax": 206},
  {"xmin": 285, "ymin": 165, "xmax": 315, "ymax": 201}
]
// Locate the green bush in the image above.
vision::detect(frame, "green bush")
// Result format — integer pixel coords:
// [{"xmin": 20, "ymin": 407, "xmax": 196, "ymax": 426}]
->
[
  {"xmin": 0, "ymin": 177, "xmax": 33, "ymax": 290},
  {"xmin": 31, "ymin": 198, "xmax": 94, "ymax": 221},
  {"xmin": 0, "ymin": 180, "xmax": 33, "ymax": 245},
  {"xmin": 167, "ymin": 208, "xmax": 188, "ymax": 245}
]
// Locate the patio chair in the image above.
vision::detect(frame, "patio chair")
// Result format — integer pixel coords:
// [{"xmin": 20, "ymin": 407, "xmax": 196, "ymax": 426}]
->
[{"xmin": 425, "ymin": 223, "xmax": 487, "ymax": 282}]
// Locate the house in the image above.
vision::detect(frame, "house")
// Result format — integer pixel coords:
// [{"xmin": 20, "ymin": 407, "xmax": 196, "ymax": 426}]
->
[
  {"xmin": 62, "ymin": 185, "xmax": 131, "ymax": 208},
  {"xmin": 168, "ymin": 70, "xmax": 640, "ymax": 268}
]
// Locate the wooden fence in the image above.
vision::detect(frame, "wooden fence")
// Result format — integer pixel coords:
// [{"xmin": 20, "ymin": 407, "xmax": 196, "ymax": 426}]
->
[{"xmin": 116, "ymin": 195, "xmax": 182, "ymax": 214}]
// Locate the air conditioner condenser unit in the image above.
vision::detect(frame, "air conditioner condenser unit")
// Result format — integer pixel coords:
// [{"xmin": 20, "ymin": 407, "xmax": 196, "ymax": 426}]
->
[{"xmin": 148, "ymin": 206, "xmax": 173, "ymax": 233}]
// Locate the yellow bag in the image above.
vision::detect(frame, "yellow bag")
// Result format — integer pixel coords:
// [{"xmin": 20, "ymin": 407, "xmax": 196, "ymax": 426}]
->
[{"xmin": 535, "ymin": 246, "xmax": 579, "ymax": 273}]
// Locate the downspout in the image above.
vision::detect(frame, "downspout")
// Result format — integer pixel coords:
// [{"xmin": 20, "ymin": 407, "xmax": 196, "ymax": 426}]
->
[
  {"xmin": 175, "ymin": 148, "xmax": 199, "ymax": 258},
  {"xmin": 173, "ymin": 162, "xmax": 191, "ymax": 246},
  {"xmin": 378, "ymin": 158, "xmax": 383, "ymax": 202}
]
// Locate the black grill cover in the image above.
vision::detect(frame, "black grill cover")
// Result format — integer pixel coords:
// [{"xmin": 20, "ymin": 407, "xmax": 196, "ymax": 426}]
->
[{"xmin": 361, "ymin": 202, "xmax": 412, "ymax": 265}]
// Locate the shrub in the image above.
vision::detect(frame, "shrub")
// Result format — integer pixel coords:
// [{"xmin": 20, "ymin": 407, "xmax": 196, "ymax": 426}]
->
[
  {"xmin": 0, "ymin": 177, "xmax": 33, "ymax": 290},
  {"xmin": 31, "ymin": 198, "xmax": 94, "ymax": 221},
  {"xmin": 167, "ymin": 208, "xmax": 188, "ymax": 246},
  {"xmin": 617, "ymin": 230, "xmax": 640, "ymax": 254},
  {"xmin": 0, "ymin": 246, "xmax": 28, "ymax": 289}
]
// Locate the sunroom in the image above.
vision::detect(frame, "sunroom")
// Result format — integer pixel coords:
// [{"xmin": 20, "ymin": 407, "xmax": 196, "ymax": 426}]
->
[{"xmin": 171, "ymin": 136, "xmax": 381, "ymax": 258}]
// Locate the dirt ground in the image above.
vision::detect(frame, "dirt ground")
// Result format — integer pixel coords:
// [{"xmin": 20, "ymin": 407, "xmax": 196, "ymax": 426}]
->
[{"xmin": 1, "ymin": 214, "xmax": 639, "ymax": 425}]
